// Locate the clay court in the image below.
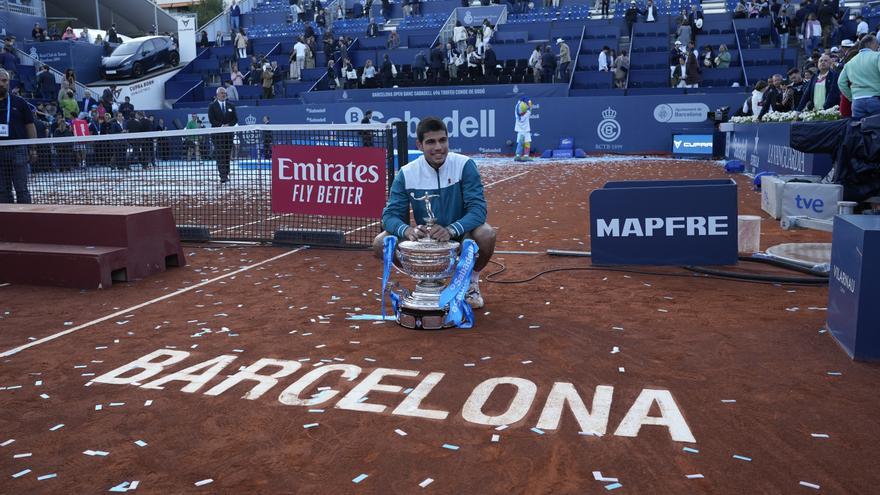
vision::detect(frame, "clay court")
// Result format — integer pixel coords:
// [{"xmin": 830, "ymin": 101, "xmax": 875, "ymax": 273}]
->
[{"xmin": 1, "ymin": 158, "xmax": 877, "ymax": 494}]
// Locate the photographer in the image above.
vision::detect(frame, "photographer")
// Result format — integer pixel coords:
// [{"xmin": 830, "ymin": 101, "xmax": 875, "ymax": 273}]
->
[{"xmin": 779, "ymin": 68, "xmax": 806, "ymax": 112}]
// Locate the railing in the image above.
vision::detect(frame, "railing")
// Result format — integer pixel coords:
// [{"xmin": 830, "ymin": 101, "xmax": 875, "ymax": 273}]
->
[
  {"xmin": 3, "ymin": 0, "xmax": 44, "ymax": 18},
  {"xmin": 624, "ymin": 24, "xmax": 633, "ymax": 89},
  {"xmin": 438, "ymin": 9, "xmax": 457, "ymax": 46},
  {"xmin": 568, "ymin": 25, "xmax": 585, "ymax": 89},
  {"xmin": 12, "ymin": 45, "xmax": 90, "ymax": 101},
  {"xmin": 731, "ymin": 17, "xmax": 749, "ymax": 88},
  {"xmin": 175, "ymin": 79, "xmax": 205, "ymax": 104}
]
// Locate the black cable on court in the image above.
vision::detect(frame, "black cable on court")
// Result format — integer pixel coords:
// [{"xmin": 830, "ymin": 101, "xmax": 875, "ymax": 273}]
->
[{"xmin": 484, "ymin": 253, "xmax": 829, "ymax": 286}]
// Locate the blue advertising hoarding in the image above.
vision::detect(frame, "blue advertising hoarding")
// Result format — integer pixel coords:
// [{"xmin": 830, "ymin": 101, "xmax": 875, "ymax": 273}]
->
[
  {"xmin": 827, "ymin": 215, "xmax": 880, "ymax": 361},
  {"xmin": 154, "ymin": 92, "xmax": 747, "ymax": 155},
  {"xmin": 722, "ymin": 122, "xmax": 833, "ymax": 177},
  {"xmin": 589, "ymin": 179, "xmax": 739, "ymax": 266},
  {"xmin": 456, "ymin": 6, "xmax": 506, "ymax": 26},
  {"xmin": 301, "ymin": 83, "xmax": 569, "ymax": 104}
]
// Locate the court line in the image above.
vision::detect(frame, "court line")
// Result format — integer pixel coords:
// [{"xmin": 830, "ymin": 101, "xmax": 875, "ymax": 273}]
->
[
  {"xmin": 0, "ymin": 247, "xmax": 309, "ymax": 358},
  {"xmin": 0, "ymin": 168, "xmax": 532, "ymax": 358}
]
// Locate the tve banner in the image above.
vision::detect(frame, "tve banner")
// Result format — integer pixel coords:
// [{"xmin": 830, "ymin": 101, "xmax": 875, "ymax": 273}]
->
[
  {"xmin": 589, "ymin": 179, "xmax": 738, "ymax": 265},
  {"xmin": 271, "ymin": 145, "xmax": 387, "ymax": 218}
]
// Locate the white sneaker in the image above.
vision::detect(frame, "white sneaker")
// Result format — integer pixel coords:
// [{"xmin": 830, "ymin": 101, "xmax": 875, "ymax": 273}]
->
[{"xmin": 465, "ymin": 282, "xmax": 484, "ymax": 309}]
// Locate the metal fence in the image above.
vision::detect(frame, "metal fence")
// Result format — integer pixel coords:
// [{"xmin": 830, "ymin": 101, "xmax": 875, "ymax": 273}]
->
[{"xmin": 1, "ymin": 122, "xmax": 408, "ymax": 247}]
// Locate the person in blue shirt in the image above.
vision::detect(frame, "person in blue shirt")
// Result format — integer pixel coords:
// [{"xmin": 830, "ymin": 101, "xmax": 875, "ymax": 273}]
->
[{"xmin": 373, "ymin": 117, "xmax": 496, "ymax": 308}]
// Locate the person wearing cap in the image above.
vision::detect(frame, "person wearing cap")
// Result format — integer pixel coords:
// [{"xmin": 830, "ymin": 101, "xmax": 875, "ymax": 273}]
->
[
  {"xmin": 856, "ymin": 16, "xmax": 869, "ymax": 38},
  {"xmin": 838, "ymin": 35, "xmax": 880, "ymax": 119},
  {"xmin": 513, "ymin": 97, "xmax": 533, "ymax": 162},
  {"xmin": 670, "ymin": 40, "xmax": 684, "ymax": 77},
  {"xmin": 556, "ymin": 38, "xmax": 570, "ymax": 81},
  {"xmin": 840, "ymin": 38, "xmax": 855, "ymax": 58}
]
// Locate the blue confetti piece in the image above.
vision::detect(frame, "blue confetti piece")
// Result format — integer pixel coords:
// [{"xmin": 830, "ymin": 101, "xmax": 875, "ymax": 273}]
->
[
  {"xmin": 682, "ymin": 447, "xmax": 699, "ymax": 454},
  {"xmin": 733, "ymin": 454, "xmax": 752, "ymax": 462},
  {"xmin": 442, "ymin": 444, "xmax": 460, "ymax": 451},
  {"xmin": 352, "ymin": 473, "xmax": 368, "ymax": 484},
  {"xmin": 605, "ymin": 483, "xmax": 623, "ymax": 490},
  {"xmin": 531, "ymin": 427, "xmax": 545, "ymax": 435}
]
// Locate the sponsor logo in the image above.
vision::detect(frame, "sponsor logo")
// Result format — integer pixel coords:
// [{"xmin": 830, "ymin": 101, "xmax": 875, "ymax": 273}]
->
[
  {"xmin": 767, "ymin": 144, "xmax": 805, "ymax": 173},
  {"xmin": 306, "ymin": 107, "xmax": 326, "ymax": 114},
  {"xmin": 478, "ymin": 147, "xmax": 502, "ymax": 153},
  {"xmin": 464, "ymin": 10, "xmax": 474, "ymax": 24},
  {"xmin": 653, "ymin": 103, "xmax": 709, "ymax": 123},
  {"xmin": 673, "ymin": 135, "xmax": 713, "ymax": 153},
  {"xmin": 597, "ymin": 107, "xmax": 621, "ymax": 143},
  {"xmin": 245, "ymin": 114, "xmax": 257, "ymax": 125},
  {"xmin": 794, "ymin": 194, "xmax": 824, "ymax": 213},
  {"xmin": 345, "ymin": 107, "xmax": 496, "ymax": 139},
  {"xmin": 833, "ymin": 265, "xmax": 856, "ymax": 293},
  {"xmin": 595, "ymin": 216, "xmax": 730, "ymax": 238},
  {"xmin": 727, "ymin": 135, "xmax": 749, "ymax": 162}
]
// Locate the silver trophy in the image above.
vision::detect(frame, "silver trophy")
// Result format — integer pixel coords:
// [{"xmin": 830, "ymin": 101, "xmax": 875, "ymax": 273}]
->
[{"xmin": 394, "ymin": 193, "xmax": 460, "ymax": 330}]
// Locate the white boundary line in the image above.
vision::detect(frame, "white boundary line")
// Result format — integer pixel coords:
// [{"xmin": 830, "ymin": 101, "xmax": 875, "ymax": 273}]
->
[
  {"xmin": 0, "ymin": 247, "xmax": 309, "ymax": 358},
  {"xmin": 0, "ymin": 168, "xmax": 532, "ymax": 358}
]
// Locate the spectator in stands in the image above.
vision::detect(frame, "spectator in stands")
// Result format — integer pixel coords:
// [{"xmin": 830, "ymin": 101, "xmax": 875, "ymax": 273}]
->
[
  {"xmin": 598, "ymin": 46, "xmax": 611, "ymax": 72},
  {"xmin": 32, "ymin": 23, "xmax": 45, "ymax": 42},
  {"xmin": 208, "ymin": 86, "xmax": 237, "ymax": 183},
  {"xmin": 701, "ymin": 46, "xmax": 716, "ymax": 68},
  {"xmin": 677, "ymin": 18, "xmax": 693, "ymax": 47},
  {"xmin": 291, "ymin": 1, "xmax": 304, "ymax": 22},
  {"xmin": 625, "ymin": 1, "xmax": 639, "ymax": 35},
  {"xmin": 612, "ymin": 51, "xmax": 629, "ymax": 88},
  {"xmin": 37, "ymin": 65, "xmax": 54, "ymax": 100},
  {"xmin": 856, "ymin": 16, "xmax": 869, "ymax": 39},
  {"xmin": 338, "ymin": 37, "xmax": 351, "ymax": 63},
  {"xmin": 773, "ymin": 14, "xmax": 790, "ymax": 49},
  {"xmin": 411, "ymin": 0, "xmax": 421, "ymax": 16},
  {"xmin": 381, "ymin": 0, "xmax": 392, "ymax": 19},
  {"xmin": 483, "ymin": 43, "xmax": 498, "ymax": 82},
  {"xmin": 804, "ymin": 13, "xmax": 821, "ymax": 54},
  {"xmin": 557, "ymin": 38, "xmax": 571, "ymax": 80},
  {"xmin": 261, "ymin": 63, "xmax": 275, "ymax": 98},
  {"xmin": 62, "ymin": 26, "xmax": 78, "ymax": 41},
  {"xmin": 780, "ymin": 68, "xmax": 806, "ymax": 111},
  {"xmin": 224, "ymin": 80, "xmax": 239, "ymax": 101},
  {"xmin": 362, "ymin": 59, "xmax": 378, "ymax": 88},
  {"xmin": 119, "ymin": 96, "xmax": 135, "ymax": 120},
  {"xmin": 817, "ymin": 0, "xmax": 836, "ymax": 49},
  {"xmin": 798, "ymin": 53, "xmax": 839, "ymax": 111},
  {"xmin": 539, "ymin": 45, "xmax": 554, "ymax": 83},
  {"xmin": 413, "ymin": 50, "xmax": 428, "ymax": 81},
  {"xmin": 430, "ymin": 43, "xmax": 445, "ymax": 82},
  {"xmin": 185, "ymin": 113, "xmax": 201, "ymax": 161},
  {"xmin": 80, "ymin": 27, "xmax": 90, "ymax": 43},
  {"xmin": 453, "ymin": 22, "xmax": 467, "ymax": 52},
  {"xmin": 343, "ymin": 59, "xmax": 358, "ymax": 88},
  {"xmin": 671, "ymin": 55, "xmax": 687, "ymax": 87},
  {"xmin": 445, "ymin": 42, "xmax": 460, "ymax": 81},
  {"xmin": 248, "ymin": 56, "xmax": 262, "ymax": 85},
  {"xmin": 59, "ymin": 89, "xmax": 79, "ymax": 119},
  {"xmin": 600, "ymin": 0, "xmax": 610, "ymax": 18},
  {"xmin": 758, "ymin": 74, "xmax": 785, "ymax": 119},
  {"xmin": 81, "ymin": 90, "xmax": 97, "ymax": 113},
  {"xmin": 230, "ymin": 62, "xmax": 244, "ymax": 86},
  {"xmin": 464, "ymin": 46, "xmax": 480, "ymax": 83},
  {"xmin": 387, "ymin": 30, "xmax": 400, "ymax": 50},
  {"xmin": 335, "ymin": 2, "xmax": 345, "ymax": 21},
  {"xmin": 529, "ymin": 44, "xmax": 543, "ymax": 83},
  {"xmin": 94, "ymin": 33, "xmax": 104, "ymax": 45},
  {"xmin": 367, "ymin": 18, "xmax": 379, "ymax": 38},
  {"xmin": 715, "ymin": 44, "xmax": 731, "ymax": 68},
  {"xmin": 643, "ymin": 0, "xmax": 658, "ymax": 22},
  {"xmin": 271, "ymin": 60, "xmax": 283, "ymax": 96},
  {"xmin": 108, "ymin": 112, "xmax": 128, "ymax": 170},
  {"xmin": 235, "ymin": 28, "xmax": 248, "ymax": 59},
  {"xmin": 105, "ymin": 24, "xmax": 119, "ymax": 44},
  {"xmin": 230, "ymin": 1, "xmax": 241, "ymax": 32},
  {"xmin": 326, "ymin": 60, "xmax": 340, "ymax": 89},
  {"xmin": 733, "ymin": 0, "xmax": 747, "ymax": 19},
  {"xmin": 293, "ymin": 37, "xmax": 308, "ymax": 81},
  {"xmin": 64, "ymin": 68, "xmax": 76, "ymax": 90},
  {"xmin": 53, "ymin": 119, "xmax": 75, "ymax": 172},
  {"xmin": 482, "ymin": 19, "xmax": 494, "ymax": 44},
  {"xmin": 380, "ymin": 54, "xmax": 395, "ymax": 87},
  {"xmin": 742, "ymin": 79, "xmax": 768, "ymax": 115},
  {"xmin": 0, "ymin": 48, "xmax": 16, "ymax": 81},
  {"xmin": 838, "ymin": 36, "xmax": 880, "ymax": 119},
  {"xmin": 216, "ymin": 31, "xmax": 225, "ymax": 47},
  {"xmin": 200, "ymin": 30, "xmax": 209, "ymax": 48},
  {"xmin": 684, "ymin": 52, "xmax": 702, "ymax": 88}
]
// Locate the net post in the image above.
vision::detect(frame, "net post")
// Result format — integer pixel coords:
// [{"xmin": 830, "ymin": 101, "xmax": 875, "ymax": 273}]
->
[{"xmin": 393, "ymin": 120, "xmax": 408, "ymax": 177}]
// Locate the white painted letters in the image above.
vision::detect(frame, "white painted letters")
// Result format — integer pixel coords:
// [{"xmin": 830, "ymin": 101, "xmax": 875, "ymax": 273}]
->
[
  {"xmin": 461, "ymin": 377, "xmax": 537, "ymax": 426},
  {"xmin": 141, "ymin": 355, "xmax": 237, "ymax": 393},
  {"xmin": 613, "ymin": 389, "xmax": 696, "ymax": 443},
  {"xmin": 536, "ymin": 383, "xmax": 614, "ymax": 434},
  {"xmin": 92, "ymin": 349, "xmax": 190, "ymax": 385},
  {"xmin": 392, "ymin": 372, "xmax": 449, "ymax": 420},
  {"xmin": 335, "ymin": 368, "xmax": 418, "ymax": 413},
  {"xmin": 204, "ymin": 358, "xmax": 302, "ymax": 400},
  {"xmin": 278, "ymin": 364, "xmax": 362, "ymax": 406}
]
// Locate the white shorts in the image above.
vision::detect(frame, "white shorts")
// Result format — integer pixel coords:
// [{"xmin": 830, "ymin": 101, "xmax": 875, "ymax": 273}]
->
[{"xmin": 516, "ymin": 132, "xmax": 531, "ymax": 144}]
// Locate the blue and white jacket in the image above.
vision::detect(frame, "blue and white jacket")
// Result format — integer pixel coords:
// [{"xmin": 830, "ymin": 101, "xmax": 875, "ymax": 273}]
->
[{"xmin": 382, "ymin": 152, "xmax": 487, "ymax": 238}]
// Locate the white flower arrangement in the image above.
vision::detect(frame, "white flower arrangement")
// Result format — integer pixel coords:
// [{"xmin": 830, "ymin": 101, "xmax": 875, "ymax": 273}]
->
[{"xmin": 729, "ymin": 106, "xmax": 841, "ymax": 124}]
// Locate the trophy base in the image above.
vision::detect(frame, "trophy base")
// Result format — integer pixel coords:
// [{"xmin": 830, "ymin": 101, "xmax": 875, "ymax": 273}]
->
[{"xmin": 397, "ymin": 307, "xmax": 455, "ymax": 330}]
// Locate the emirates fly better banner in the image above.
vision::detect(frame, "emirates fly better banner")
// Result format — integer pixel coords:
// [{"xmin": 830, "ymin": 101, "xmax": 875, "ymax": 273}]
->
[{"xmin": 271, "ymin": 145, "xmax": 387, "ymax": 218}]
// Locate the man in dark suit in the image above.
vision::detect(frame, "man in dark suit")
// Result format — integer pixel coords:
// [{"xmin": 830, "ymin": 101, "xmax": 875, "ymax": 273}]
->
[
  {"xmin": 37, "ymin": 65, "xmax": 55, "ymax": 100},
  {"xmin": 430, "ymin": 43, "xmax": 445, "ymax": 82},
  {"xmin": 483, "ymin": 43, "xmax": 498, "ymax": 83},
  {"xmin": 81, "ymin": 90, "xmax": 98, "ymax": 113},
  {"xmin": 208, "ymin": 86, "xmax": 238, "ymax": 183}
]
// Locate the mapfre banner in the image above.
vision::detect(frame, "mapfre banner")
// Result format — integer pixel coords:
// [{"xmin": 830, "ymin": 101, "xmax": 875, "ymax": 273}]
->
[{"xmin": 271, "ymin": 145, "xmax": 387, "ymax": 218}]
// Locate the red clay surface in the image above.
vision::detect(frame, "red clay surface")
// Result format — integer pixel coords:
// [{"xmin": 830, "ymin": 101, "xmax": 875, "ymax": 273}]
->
[{"xmin": 1, "ymin": 158, "xmax": 877, "ymax": 494}]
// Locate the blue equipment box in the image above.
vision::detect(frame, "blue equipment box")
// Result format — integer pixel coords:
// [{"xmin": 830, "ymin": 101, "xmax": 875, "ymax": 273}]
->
[
  {"xmin": 589, "ymin": 179, "xmax": 738, "ymax": 265},
  {"xmin": 827, "ymin": 215, "xmax": 880, "ymax": 361}
]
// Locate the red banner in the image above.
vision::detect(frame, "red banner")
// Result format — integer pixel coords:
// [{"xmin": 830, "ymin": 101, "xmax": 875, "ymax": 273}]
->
[
  {"xmin": 71, "ymin": 119, "xmax": 90, "ymax": 137},
  {"xmin": 271, "ymin": 145, "xmax": 387, "ymax": 218}
]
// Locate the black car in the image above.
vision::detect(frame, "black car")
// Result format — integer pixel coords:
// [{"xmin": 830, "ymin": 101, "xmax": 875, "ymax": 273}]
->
[{"xmin": 100, "ymin": 36, "xmax": 179, "ymax": 79}]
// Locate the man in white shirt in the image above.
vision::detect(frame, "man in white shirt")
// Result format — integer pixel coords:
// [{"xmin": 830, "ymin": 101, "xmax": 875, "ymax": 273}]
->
[
  {"xmin": 598, "ymin": 46, "xmax": 611, "ymax": 71},
  {"xmin": 293, "ymin": 37, "xmax": 307, "ymax": 81}
]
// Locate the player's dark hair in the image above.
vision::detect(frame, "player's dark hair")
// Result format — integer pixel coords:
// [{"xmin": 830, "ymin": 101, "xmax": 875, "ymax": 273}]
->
[{"xmin": 416, "ymin": 117, "xmax": 447, "ymax": 143}]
